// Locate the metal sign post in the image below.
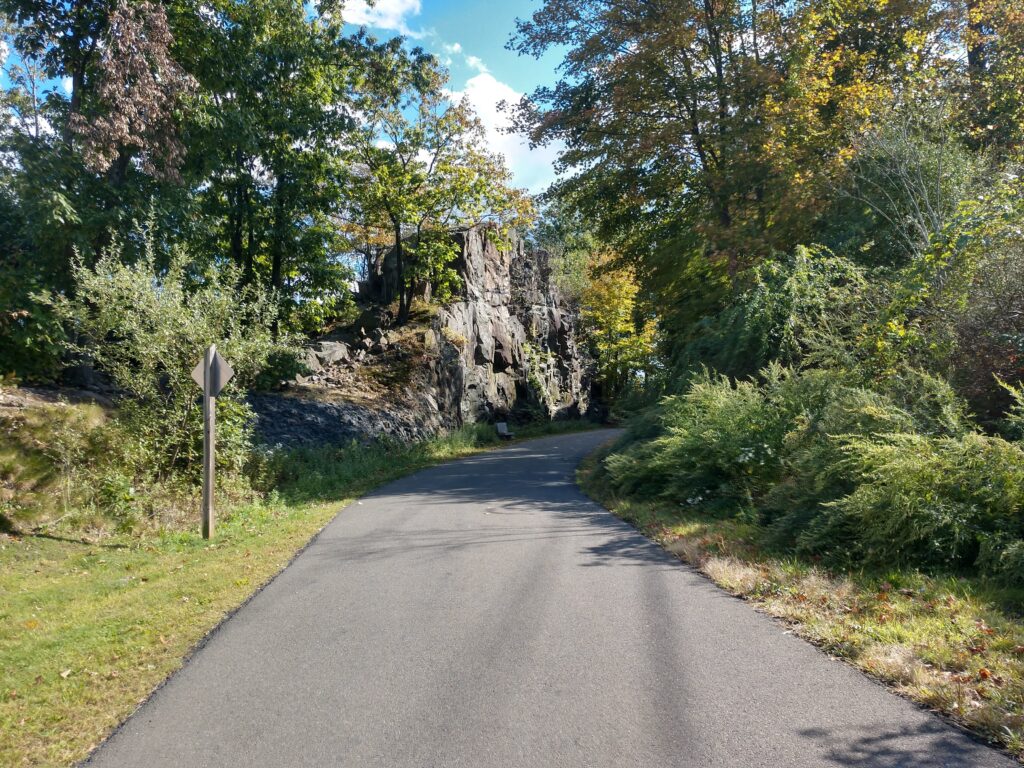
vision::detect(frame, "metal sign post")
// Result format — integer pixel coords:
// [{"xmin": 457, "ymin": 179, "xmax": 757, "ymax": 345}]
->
[{"xmin": 191, "ymin": 344, "xmax": 234, "ymax": 540}]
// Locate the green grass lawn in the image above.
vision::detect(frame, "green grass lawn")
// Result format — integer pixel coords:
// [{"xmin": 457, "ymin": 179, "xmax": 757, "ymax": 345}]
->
[
  {"xmin": 0, "ymin": 420, "xmax": 596, "ymax": 767},
  {"xmin": 578, "ymin": 450, "xmax": 1024, "ymax": 761}
]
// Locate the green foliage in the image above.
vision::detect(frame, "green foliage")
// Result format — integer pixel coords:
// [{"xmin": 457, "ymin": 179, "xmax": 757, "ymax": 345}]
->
[
  {"xmin": 0, "ymin": 263, "xmax": 65, "ymax": 383},
  {"xmin": 823, "ymin": 433, "xmax": 1024, "ymax": 583},
  {"xmin": 828, "ymin": 105, "xmax": 989, "ymax": 268},
  {"xmin": 48, "ymin": 234, "xmax": 295, "ymax": 479},
  {"xmin": 530, "ymin": 200, "xmax": 597, "ymax": 300},
  {"xmin": 603, "ymin": 362, "xmax": 1024, "ymax": 583},
  {"xmin": 681, "ymin": 246, "xmax": 868, "ymax": 378},
  {"xmin": 606, "ymin": 366, "xmax": 794, "ymax": 513}
]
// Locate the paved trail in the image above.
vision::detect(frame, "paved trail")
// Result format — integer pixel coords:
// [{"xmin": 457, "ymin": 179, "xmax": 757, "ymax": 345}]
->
[{"xmin": 86, "ymin": 430, "xmax": 1014, "ymax": 767}]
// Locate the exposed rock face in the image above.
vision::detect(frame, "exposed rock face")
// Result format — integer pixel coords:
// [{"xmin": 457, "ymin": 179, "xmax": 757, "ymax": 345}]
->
[
  {"xmin": 251, "ymin": 227, "xmax": 593, "ymax": 447},
  {"xmin": 433, "ymin": 227, "xmax": 591, "ymax": 423}
]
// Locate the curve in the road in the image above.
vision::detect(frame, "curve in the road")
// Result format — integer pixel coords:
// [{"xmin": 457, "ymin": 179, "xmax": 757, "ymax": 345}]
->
[{"xmin": 84, "ymin": 430, "xmax": 1014, "ymax": 767}]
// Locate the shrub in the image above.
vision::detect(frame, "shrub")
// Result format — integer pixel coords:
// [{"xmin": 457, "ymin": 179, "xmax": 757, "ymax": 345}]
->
[
  {"xmin": 602, "ymin": 361, "xmax": 1024, "ymax": 583},
  {"xmin": 49, "ymin": 237, "xmax": 297, "ymax": 482},
  {"xmin": 762, "ymin": 377, "xmax": 918, "ymax": 554},
  {"xmin": 819, "ymin": 432, "xmax": 1024, "ymax": 580},
  {"xmin": 605, "ymin": 365, "xmax": 796, "ymax": 514}
]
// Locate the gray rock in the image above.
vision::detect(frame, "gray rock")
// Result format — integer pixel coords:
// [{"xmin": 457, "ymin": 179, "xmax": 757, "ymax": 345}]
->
[
  {"xmin": 252, "ymin": 226, "xmax": 594, "ymax": 448},
  {"xmin": 315, "ymin": 341, "xmax": 349, "ymax": 366}
]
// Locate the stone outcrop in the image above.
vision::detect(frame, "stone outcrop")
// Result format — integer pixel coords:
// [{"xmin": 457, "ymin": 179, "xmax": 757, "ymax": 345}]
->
[
  {"xmin": 251, "ymin": 227, "xmax": 593, "ymax": 447},
  {"xmin": 431, "ymin": 227, "xmax": 591, "ymax": 423}
]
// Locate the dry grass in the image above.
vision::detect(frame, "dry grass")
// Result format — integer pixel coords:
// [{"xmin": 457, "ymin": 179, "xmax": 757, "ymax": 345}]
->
[{"xmin": 579, "ymin": 454, "xmax": 1024, "ymax": 761}]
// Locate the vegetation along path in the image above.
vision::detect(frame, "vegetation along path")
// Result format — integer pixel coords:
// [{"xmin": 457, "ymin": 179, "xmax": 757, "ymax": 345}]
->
[{"xmin": 84, "ymin": 431, "xmax": 1012, "ymax": 767}]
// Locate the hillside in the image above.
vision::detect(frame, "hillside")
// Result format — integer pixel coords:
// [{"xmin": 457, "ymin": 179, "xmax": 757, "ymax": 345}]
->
[{"xmin": 251, "ymin": 227, "xmax": 594, "ymax": 447}]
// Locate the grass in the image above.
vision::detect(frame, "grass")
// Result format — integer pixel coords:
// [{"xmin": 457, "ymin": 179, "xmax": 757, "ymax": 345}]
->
[
  {"xmin": 0, "ymin": 416, "xmax": 598, "ymax": 768},
  {"xmin": 578, "ymin": 448, "xmax": 1024, "ymax": 762}
]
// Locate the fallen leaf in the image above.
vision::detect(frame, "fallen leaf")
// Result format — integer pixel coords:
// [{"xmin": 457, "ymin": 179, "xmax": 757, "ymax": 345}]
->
[
  {"xmin": 59, "ymin": 669, "xmax": 71, "ymax": 679},
  {"xmin": 978, "ymin": 667, "xmax": 992, "ymax": 680}
]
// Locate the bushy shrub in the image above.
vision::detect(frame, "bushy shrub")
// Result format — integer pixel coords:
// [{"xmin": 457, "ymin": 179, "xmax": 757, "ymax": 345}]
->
[
  {"xmin": 762, "ymin": 376, "xmax": 918, "ymax": 552},
  {"xmin": 606, "ymin": 365, "xmax": 796, "ymax": 514},
  {"xmin": 603, "ymin": 361, "xmax": 1024, "ymax": 582},
  {"xmin": 818, "ymin": 433, "xmax": 1024, "ymax": 582},
  {"xmin": 49, "ymin": 237, "xmax": 297, "ymax": 483}
]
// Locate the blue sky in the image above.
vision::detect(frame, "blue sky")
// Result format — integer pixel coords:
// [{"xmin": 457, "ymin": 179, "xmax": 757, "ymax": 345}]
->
[
  {"xmin": 343, "ymin": 0, "xmax": 564, "ymax": 193},
  {"xmin": 0, "ymin": 1, "xmax": 564, "ymax": 192}
]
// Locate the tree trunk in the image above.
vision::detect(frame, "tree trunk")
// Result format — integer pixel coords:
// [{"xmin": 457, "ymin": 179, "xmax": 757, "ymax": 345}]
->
[
  {"xmin": 966, "ymin": 0, "xmax": 988, "ymax": 82},
  {"xmin": 270, "ymin": 175, "xmax": 288, "ymax": 292},
  {"xmin": 394, "ymin": 223, "xmax": 410, "ymax": 325},
  {"xmin": 243, "ymin": 186, "xmax": 256, "ymax": 285}
]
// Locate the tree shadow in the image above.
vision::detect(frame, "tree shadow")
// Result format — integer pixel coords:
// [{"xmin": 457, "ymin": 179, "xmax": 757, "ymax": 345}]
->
[
  {"xmin": 304, "ymin": 430, "xmax": 678, "ymax": 569},
  {"xmin": 797, "ymin": 721, "xmax": 1007, "ymax": 767}
]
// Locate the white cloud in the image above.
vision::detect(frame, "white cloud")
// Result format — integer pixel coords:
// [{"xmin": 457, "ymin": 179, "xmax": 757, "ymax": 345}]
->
[
  {"xmin": 449, "ymin": 72, "xmax": 563, "ymax": 194},
  {"xmin": 441, "ymin": 42, "xmax": 462, "ymax": 55},
  {"xmin": 62, "ymin": 77, "xmax": 73, "ymax": 94},
  {"xmin": 464, "ymin": 55, "xmax": 488, "ymax": 73},
  {"xmin": 343, "ymin": 0, "xmax": 425, "ymax": 38}
]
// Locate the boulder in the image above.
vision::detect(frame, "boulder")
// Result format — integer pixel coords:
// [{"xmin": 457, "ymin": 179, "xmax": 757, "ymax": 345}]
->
[{"xmin": 315, "ymin": 341, "xmax": 349, "ymax": 366}]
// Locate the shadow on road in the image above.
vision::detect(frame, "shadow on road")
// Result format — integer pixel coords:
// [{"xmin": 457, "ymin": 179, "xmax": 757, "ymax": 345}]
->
[
  {"xmin": 797, "ymin": 721, "xmax": 1001, "ymax": 767},
  {"xmin": 309, "ymin": 435, "xmax": 677, "ymax": 569}
]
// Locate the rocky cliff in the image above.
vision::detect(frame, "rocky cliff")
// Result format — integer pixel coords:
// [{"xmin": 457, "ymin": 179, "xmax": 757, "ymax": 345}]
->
[{"xmin": 251, "ymin": 227, "xmax": 593, "ymax": 446}]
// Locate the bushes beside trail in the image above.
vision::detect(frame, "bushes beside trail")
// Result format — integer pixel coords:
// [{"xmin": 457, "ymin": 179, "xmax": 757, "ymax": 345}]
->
[{"xmin": 602, "ymin": 365, "xmax": 1024, "ymax": 585}]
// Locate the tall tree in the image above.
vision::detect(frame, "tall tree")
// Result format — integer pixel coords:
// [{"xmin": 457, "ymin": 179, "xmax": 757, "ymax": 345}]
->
[
  {"xmin": 347, "ymin": 39, "xmax": 532, "ymax": 324},
  {"xmin": 171, "ymin": 0, "xmax": 360, "ymax": 328}
]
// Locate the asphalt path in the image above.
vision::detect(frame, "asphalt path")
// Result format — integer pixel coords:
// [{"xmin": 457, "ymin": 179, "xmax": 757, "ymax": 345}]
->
[{"xmin": 85, "ymin": 430, "xmax": 1015, "ymax": 767}]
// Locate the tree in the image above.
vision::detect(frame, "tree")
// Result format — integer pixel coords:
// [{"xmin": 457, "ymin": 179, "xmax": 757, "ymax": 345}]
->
[
  {"xmin": 170, "ymin": 0, "xmax": 360, "ymax": 329},
  {"xmin": 510, "ymin": 0, "xmax": 1002, "ymax": 376},
  {"xmin": 580, "ymin": 252, "xmax": 656, "ymax": 402},
  {"xmin": 346, "ymin": 38, "xmax": 533, "ymax": 324},
  {"xmin": 71, "ymin": 0, "xmax": 195, "ymax": 183}
]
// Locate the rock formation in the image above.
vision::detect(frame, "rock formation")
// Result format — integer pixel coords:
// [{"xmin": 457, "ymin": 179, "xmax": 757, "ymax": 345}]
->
[{"xmin": 251, "ymin": 227, "xmax": 594, "ymax": 447}]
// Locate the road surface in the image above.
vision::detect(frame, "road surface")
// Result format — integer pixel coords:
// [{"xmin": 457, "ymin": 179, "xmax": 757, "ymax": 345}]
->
[{"xmin": 85, "ymin": 430, "xmax": 1014, "ymax": 767}]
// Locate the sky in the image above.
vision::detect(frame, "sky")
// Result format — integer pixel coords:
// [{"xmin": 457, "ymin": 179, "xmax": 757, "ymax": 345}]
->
[
  {"xmin": 0, "ymin": 1, "xmax": 565, "ymax": 193},
  {"xmin": 342, "ymin": 0, "xmax": 564, "ymax": 193}
]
